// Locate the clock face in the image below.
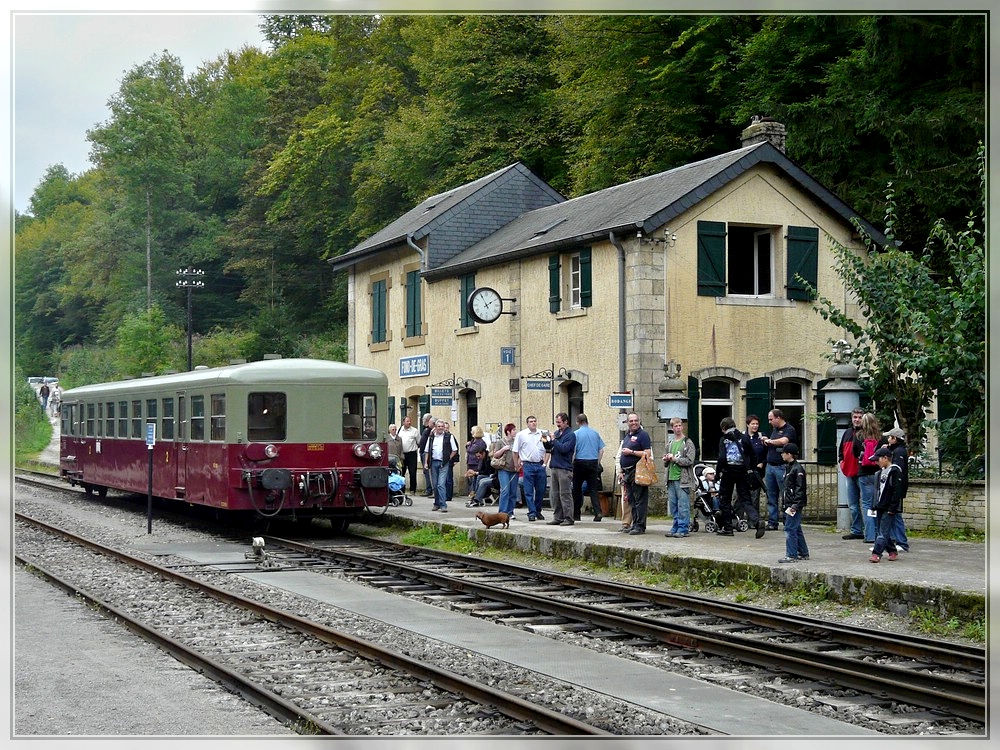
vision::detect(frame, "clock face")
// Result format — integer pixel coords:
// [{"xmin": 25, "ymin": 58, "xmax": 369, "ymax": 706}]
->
[{"xmin": 468, "ymin": 287, "xmax": 503, "ymax": 324}]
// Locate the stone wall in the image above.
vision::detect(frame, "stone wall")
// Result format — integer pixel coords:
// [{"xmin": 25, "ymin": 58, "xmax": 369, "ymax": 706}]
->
[{"xmin": 904, "ymin": 479, "xmax": 986, "ymax": 533}]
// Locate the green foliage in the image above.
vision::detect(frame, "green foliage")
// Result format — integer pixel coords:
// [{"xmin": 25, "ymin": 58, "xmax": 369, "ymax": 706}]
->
[
  {"xmin": 13, "ymin": 367, "xmax": 52, "ymax": 461},
  {"xmin": 116, "ymin": 305, "xmax": 184, "ymax": 376},
  {"xmin": 780, "ymin": 580, "xmax": 833, "ymax": 607},
  {"xmin": 810, "ymin": 147, "xmax": 984, "ymax": 469},
  {"xmin": 57, "ymin": 345, "xmax": 120, "ymax": 389},
  {"xmin": 399, "ymin": 525, "xmax": 478, "ymax": 554},
  {"xmin": 909, "ymin": 605, "xmax": 984, "ymax": 641},
  {"xmin": 192, "ymin": 327, "xmax": 258, "ymax": 368}
]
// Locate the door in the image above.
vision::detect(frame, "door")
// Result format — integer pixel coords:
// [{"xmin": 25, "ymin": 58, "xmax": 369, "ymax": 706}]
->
[{"xmin": 175, "ymin": 393, "xmax": 188, "ymax": 495}]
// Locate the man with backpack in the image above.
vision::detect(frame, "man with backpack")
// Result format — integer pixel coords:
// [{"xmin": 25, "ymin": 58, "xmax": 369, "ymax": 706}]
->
[
  {"xmin": 839, "ymin": 408, "xmax": 865, "ymax": 540},
  {"xmin": 715, "ymin": 417, "xmax": 766, "ymax": 538}
]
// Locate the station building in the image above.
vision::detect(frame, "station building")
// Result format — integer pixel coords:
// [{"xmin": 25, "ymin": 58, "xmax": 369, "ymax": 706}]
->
[{"xmin": 330, "ymin": 120, "xmax": 886, "ymax": 482}]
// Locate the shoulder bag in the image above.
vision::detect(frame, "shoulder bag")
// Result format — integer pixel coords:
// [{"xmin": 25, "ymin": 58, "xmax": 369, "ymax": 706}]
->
[{"xmin": 634, "ymin": 453, "xmax": 658, "ymax": 486}]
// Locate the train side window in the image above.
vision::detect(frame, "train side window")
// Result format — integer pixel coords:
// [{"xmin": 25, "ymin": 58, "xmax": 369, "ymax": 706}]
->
[
  {"xmin": 342, "ymin": 393, "xmax": 377, "ymax": 440},
  {"xmin": 106, "ymin": 401, "xmax": 115, "ymax": 437},
  {"xmin": 147, "ymin": 399, "xmax": 158, "ymax": 440},
  {"xmin": 191, "ymin": 395, "xmax": 205, "ymax": 441},
  {"xmin": 248, "ymin": 392, "xmax": 286, "ymax": 441},
  {"xmin": 210, "ymin": 394, "xmax": 225, "ymax": 441},
  {"xmin": 118, "ymin": 400, "xmax": 128, "ymax": 437},
  {"xmin": 97, "ymin": 402, "xmax": 104, "ymax": 437},
  {"xmin": 61, "ymin": 404, "xmax": 70, "ymax": 435},
  {"xmin": 162, "ymin": 398, "xmax": 174, "ymax": 440},
  {"xmin": 85, "ymin": 403, "xmax": 95, "ymax": 437},
  {"xmin": 131, "ymin": 400, "xmax": 142, "ymax": 439}
]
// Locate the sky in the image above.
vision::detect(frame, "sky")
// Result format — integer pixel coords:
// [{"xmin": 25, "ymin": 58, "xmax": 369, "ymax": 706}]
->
[{"xmin": 10, "ymin": 10, "xmax": 267, "ymax": 215}]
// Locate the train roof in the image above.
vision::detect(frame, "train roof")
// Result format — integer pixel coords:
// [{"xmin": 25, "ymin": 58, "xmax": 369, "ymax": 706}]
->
[{"xmin": 61, "ymin": 358, "xmax": 388, "ymax": 399}]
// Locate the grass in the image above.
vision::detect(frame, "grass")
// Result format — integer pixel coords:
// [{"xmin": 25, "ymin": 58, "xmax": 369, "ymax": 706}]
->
[
  {"xmin": 909, "ymin": 605, "xmax": 986, "ymax": 641},
  {"xmin": 15, "ymin": 414, "xmax": 52, "ymax": 466}
]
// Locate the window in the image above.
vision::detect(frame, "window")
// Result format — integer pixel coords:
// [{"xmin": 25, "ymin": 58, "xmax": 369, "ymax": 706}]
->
[
  {"xmin": 86, "ymin": 403, "xmax": 95, "ymax": 437},
  {"xmin": 118, "ymin": 400, "xmax": 128, "ymax": 437},
  {"xmin": 342, "ymin": 393, "xmax": 377, "ymax": 440},
  {"xmin": 248, "ymin": 392, "xmax": 286, "ymax": 441},
  {"xmin": 774, "ymin": 380, "xmax": 806, "ymax": 456},
  {"xmin": 549, "ymin": 248, "xmax": 592, "ymax": 312},
  {"xmin": 191, "ymin": 395, "xmax": 205, "ymax": 441},
  {"xmin": 460, "ymin": 273, "xmax": 476, "ymax": 328},
  {"xmin": 105, "ymin": 401, "xmax": 115, "ymax": 437},
  {"xmin": 162, "ymin": 398, "xmax": 174, "ymax": 440},
  {"xmin": 405, "ymin": 268, "xmax": 422, "ymax": 338},
  {"xmin": 210, "ymin": 394, "xmax": 226, "ymax": 441},
  {"xmin": 728, "ymin": 226, "xmax": 773, "ymax": 296},
  {"xmin": 131, "ymin": 400, "xmax": 142, "ymax": 438},
  {"xmin": 96, "ymin": 402, "xmax": 103, "ymax": 437},
  {"xmin": 697, "ymin": 221, "xmax": 818, "ymax": 300},
  {"xmin": 371, "ymin": 277, "xmax": 387, "ymax": 344},
  {"xmin": 146, "ymin": 399, "xmax": 157, "ymax": 440}
]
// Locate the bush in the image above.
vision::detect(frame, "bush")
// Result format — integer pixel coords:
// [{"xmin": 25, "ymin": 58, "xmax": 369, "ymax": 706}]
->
[{"xmin": 14, "ymin": 365, "xmax": 52, "ymax": 461}]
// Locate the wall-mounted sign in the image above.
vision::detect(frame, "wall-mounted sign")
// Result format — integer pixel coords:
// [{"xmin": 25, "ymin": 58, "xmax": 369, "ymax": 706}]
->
[
  {"xmin": 608, "ymin": 392, "xmax": 634, "ymax": 409},
  {"xmin": 526, "ymin": 379, "xmax": 551, "ymax": 391},
  {"xmin": 500, "ymin": 347, "xmax": 516, "ymax": 366},
  {"xmin": 400, "ymin": 354, "xmax": 430, "ymax": 378}
]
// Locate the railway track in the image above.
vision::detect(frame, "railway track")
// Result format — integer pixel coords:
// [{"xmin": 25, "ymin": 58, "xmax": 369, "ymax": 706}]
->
[
  {"xmin": 15, "ymin": 510, "xmax": 611, "ymax": 736},
  {"xmin": 259, "ymin": 535, "xmax": 986, "ymax": 727}
]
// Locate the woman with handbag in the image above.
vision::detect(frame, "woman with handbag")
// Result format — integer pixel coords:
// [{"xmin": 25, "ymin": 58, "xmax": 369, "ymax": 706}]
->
[
  {"xmin": 492, "ymin": 423, "xmax": 519, "ymax": 518},
  {"xmin": 619, "ymin": 413, "xmax": 653, "ymax": 535}
]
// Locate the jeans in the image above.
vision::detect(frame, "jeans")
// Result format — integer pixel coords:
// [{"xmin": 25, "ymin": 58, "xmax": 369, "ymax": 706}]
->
[
  {"xmin": 497, "ymin": 469, "xmax": 518, "ymax": 515},
  {"xmin": 859, "ymin": 473, "xmax": 877, "ymax": 541},
  {"xmin": 521, "ymin": 462, "xmax": 547, "ymax": 518},
  {"xmin": 844, "ymin": 473, "xmax": 862, "ymax": 536},
  {"xmin": 872, "ymin": 511, "xmax": 898, "ymax": 557},
  {"xmin": 783, "ymin": 507, "xmax": 809, "ymax": 559},
  {"xmin": 667, "ymin": 480, "xmax": 691, "ymax": 534},
  {"xmin": 764, "ymin": 464, "xmax": 784, "ymax": 526},
  {"xmin": 429, "ymin": 459, "xmax": 449, "ymax": 509},
  {"xmin": 892, "ymin": 513, "xmax": 909, "ymax": 551}
]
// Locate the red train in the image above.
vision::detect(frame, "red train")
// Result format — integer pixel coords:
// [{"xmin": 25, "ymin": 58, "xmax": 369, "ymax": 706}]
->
[{"xmin": 58, "ymin": 358, "xmax": 391, "ymax": 530}]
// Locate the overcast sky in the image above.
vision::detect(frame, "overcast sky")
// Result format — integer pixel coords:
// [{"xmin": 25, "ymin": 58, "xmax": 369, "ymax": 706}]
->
[{"xmin": 10, "ymin": 11, "xmax": 267, "ymax": 214}]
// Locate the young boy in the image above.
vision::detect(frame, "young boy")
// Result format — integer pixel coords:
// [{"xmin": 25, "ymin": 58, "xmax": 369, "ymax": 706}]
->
[
  {"xmin": 778, "ymin": 443, "xmax": 809, "ymax": 563},
  {"xmin": 870, "ymin": 446, "xmax": 904, "ymax": 562}
]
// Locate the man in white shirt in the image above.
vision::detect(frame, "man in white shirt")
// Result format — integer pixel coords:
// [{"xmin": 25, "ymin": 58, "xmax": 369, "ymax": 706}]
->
[
  {"xmin": 423, "ymin": 419, "xmax": 458, "ymax": 511},
  {"xmin": 397, "ymin": 415, "xmax": 421, "ymax": 493},
  {"xmin": 512, "ymin": 416, "xmax": 548, "ymax": 522}
]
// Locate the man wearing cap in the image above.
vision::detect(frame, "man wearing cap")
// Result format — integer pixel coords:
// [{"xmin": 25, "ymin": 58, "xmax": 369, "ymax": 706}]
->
[
  {"xmin": 870, "ymin": 446, "xmax": 904, "ymax": 562},
  {"xmin": 777, "ymin": 443, "xmax": 809, "ymax": 563}
]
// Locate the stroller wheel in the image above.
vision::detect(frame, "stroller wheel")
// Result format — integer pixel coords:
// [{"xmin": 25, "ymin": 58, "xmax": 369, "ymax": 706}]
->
[
  {"xmin": 404, "ymin": 495, "xmax": 413, "ymax": 506},
  {"xmin": 737, "ymin": 519, "xmax": 750, "ymax": 532},
  {"xmin": 706, "ymin": 520, "xmax": 718, "ymax": 534}
]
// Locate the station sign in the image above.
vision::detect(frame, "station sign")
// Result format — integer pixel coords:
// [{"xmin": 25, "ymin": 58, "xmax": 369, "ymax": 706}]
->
[
  {"xmin": 607, "ymin": 392, "xmax": 633, "ymax": 409},
  {"xmin": 500, "ymin": 347, "xmax": 516, "ymax": 366},
  {"xmin": 145, "ymin": 422, "xmax": 156, "ymax": 448},
  {"xmin": 526, "ymin": 379, "xmax": 551, "ymax": 391},
  {"xmin": 399, "ymin": 354, "xmax": 430, "ymax": 379}
]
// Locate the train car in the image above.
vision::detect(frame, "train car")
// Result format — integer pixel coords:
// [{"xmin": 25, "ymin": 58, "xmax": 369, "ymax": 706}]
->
[{"xmin": 59, "ymin": 358, "xmax": 390, "ymax": 530}]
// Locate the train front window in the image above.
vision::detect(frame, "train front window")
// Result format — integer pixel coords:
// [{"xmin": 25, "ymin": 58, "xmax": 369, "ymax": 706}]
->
[
  {"xmin": 343, "ymin": 393, "xmax": 377, "ymax": 440},
  {"xmin": 210, "ymin": 394, "xmax": 225, "ymax": 441},
  {"xmin": 191, "ymin": 395, "xmax": 205, "ymax": 441},
  {"xmin": 248, "ymin": 392, "xmax": 286, "ymax": 441}
]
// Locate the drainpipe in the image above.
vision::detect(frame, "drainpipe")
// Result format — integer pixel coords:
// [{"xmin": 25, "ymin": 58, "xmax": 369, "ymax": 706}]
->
[
  {"xmin": 609, "ymin": 232, "xmax": 626, "ymax": 394},
  {"xmin": 406, "ymin": 233, "xmax": 425, "ymax": 271}
]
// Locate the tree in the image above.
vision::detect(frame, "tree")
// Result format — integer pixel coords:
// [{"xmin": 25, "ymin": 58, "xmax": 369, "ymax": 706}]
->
[
  {"xmin": 115, "ymin": 305, "xmax": 183, "ymax": 376},
  {"xmin": 810, "ymin": 146, "xmax": 985, "ymax": 471}
]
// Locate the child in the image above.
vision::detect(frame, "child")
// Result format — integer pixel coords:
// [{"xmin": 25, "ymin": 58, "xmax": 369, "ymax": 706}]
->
[
  {"xmin": 870, "ymin": 446, "xmax": 904, "ymax": 562},
  {"xmin": 696, "ymin": 466, "xmax": 720, "ymax": 514},
  {"xmin": 778, "ymin": 444, "xmax": 809, "ymax": 563}
]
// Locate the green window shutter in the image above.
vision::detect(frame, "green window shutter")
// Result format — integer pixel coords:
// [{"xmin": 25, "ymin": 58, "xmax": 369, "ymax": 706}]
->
[
  {"xmin": 687, "ymin": 375, "xmax": 700, "ymax": 457},
  {"xmin": 548, "ymin": 255, "xmax": 561, "ymax": 313},
  {"xmin": 417, "ymin": 395, "xmax": 430, "ymax": 421},
  {"xmin": 787, "ymin": 226, "xmax": 819, "ymax": 301},
  {"xmin": 460, "ymin": 274, "xmax": 475, "ymax": 327},
  {"xmin": 388, "ymin": 396, "xmax": 395, "ymax": 427},
  {"xmin": 371, "ymin": 279, "xmax": 386, "ymax": 343},
  {"xmin": 406, "ymin": 270, "xmax": 422, "ymax": 337},
  {"xmin": 745, "ymin": 376, "xmax": 773, "ymax": 425},
  {"xmin": 580, "ymin": 247, "xmax": 592, "ymax": 308},
  {"xmin": 697, "ymin": 221, "xmax": 727, "ymax": 297},
  {"xmin": 814, "ymin": 379, "xmax": 837, "ymax": 465}
]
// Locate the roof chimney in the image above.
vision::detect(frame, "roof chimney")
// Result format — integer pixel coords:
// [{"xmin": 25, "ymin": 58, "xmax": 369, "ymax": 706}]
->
[{"xmin": 741, "ymin": 116, "xmax": 786, "ymax": 153}]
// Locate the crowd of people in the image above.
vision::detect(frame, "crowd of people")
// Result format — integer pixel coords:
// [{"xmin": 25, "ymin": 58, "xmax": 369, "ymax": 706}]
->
[{"xmin": 386, "ymin": 405, "xmax": 911, "ymax": 565}]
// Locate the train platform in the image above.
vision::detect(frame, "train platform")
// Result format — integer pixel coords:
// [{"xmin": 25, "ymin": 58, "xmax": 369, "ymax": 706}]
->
[{"xmin": 372, "ymin": 495, "xmax": 986, "ymax": 621}]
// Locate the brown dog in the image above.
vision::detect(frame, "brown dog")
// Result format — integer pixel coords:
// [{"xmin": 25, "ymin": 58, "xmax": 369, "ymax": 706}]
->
[{"xmin": 476, "ymin": 510, "xmax": 510, "ymax": 529}]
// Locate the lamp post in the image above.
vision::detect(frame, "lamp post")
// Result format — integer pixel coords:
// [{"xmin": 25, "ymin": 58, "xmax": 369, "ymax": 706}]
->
[
  {"xmin": 176, "ymin": 267, "xmax": 204, "ymax": 371},
  {"xmin": 655, "ymin": 359, "xmax": 689, "ymax": 423},
  {"xmin": 823, "ymin": 341, "xmax": 862, "ymax": 532}
]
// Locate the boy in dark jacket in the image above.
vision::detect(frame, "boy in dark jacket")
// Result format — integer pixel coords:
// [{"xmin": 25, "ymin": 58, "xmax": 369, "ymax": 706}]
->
[
  {"xmin": 870, "ymin": 446, "xmax": 904, "ymax": 562},
  {"xmin": 716, "ymin": 417, "xmax": 766, "ymax": 538},
  {"xmin": 778, "ymin": 444, "xmax": 809, "ymax": 563}
]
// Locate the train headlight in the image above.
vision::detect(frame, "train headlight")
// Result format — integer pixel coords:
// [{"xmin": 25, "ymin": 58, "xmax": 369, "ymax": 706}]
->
[
  {"xmin": 353, "ymin": 443, "xmax": 368, "ymax": 458},
  {"xmin": 367, "ymin": 443, "xmax": 383, "ymax": 460},
  {"xmin": 264, "ymin": 443, "xmax": 279, "ymax": 459}
]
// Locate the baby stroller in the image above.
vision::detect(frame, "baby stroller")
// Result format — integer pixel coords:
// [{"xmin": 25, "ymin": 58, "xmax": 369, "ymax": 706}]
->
[
  {"xmin": 387, "ymin": 455, "xmax": 412, "ymax": 507},
  {"xmin": 690, "ymin": 463, "xmax": 719, "ymax": 533}
]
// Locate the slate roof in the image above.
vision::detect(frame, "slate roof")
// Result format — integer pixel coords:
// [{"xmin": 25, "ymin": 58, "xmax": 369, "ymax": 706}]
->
[
  {"xmin": 329, "ymin": 162, "xmax": 564, "ymax": 272},
  {"xmin": 422, "ymin": 141, "xmax": 888, "ymax": 281}
]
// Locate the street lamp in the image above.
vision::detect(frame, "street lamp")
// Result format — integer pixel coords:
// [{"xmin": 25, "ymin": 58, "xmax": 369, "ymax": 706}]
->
[
  {"xmin": 654, "ymin": 359, "xmax": 689, "ymax": 423},
  {"xmin": 823, "ymin": 340, "xmax": 861, "ymax": 532},
  {"xmin": 176, "ymin": 267, "xmax": 204, "ymax": 371}
]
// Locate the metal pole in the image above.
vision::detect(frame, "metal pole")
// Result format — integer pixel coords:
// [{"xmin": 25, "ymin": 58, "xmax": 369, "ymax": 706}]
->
[{"xmin": 186, "ymin": 283, "xmax": 193, "ymax": 371}]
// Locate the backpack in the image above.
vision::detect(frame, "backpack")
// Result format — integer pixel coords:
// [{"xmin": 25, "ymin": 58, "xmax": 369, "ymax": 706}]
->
[
  {"xmin": 860, "ymin": 438, "xmax": 879, "ymax": 468},
  {"xmin": 724, "ymin": 436, "xmax": 744, "ymax": 466},
  {"xmin": 841, "ymin": 436, "xmax": 860, "ymax": 477}
]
